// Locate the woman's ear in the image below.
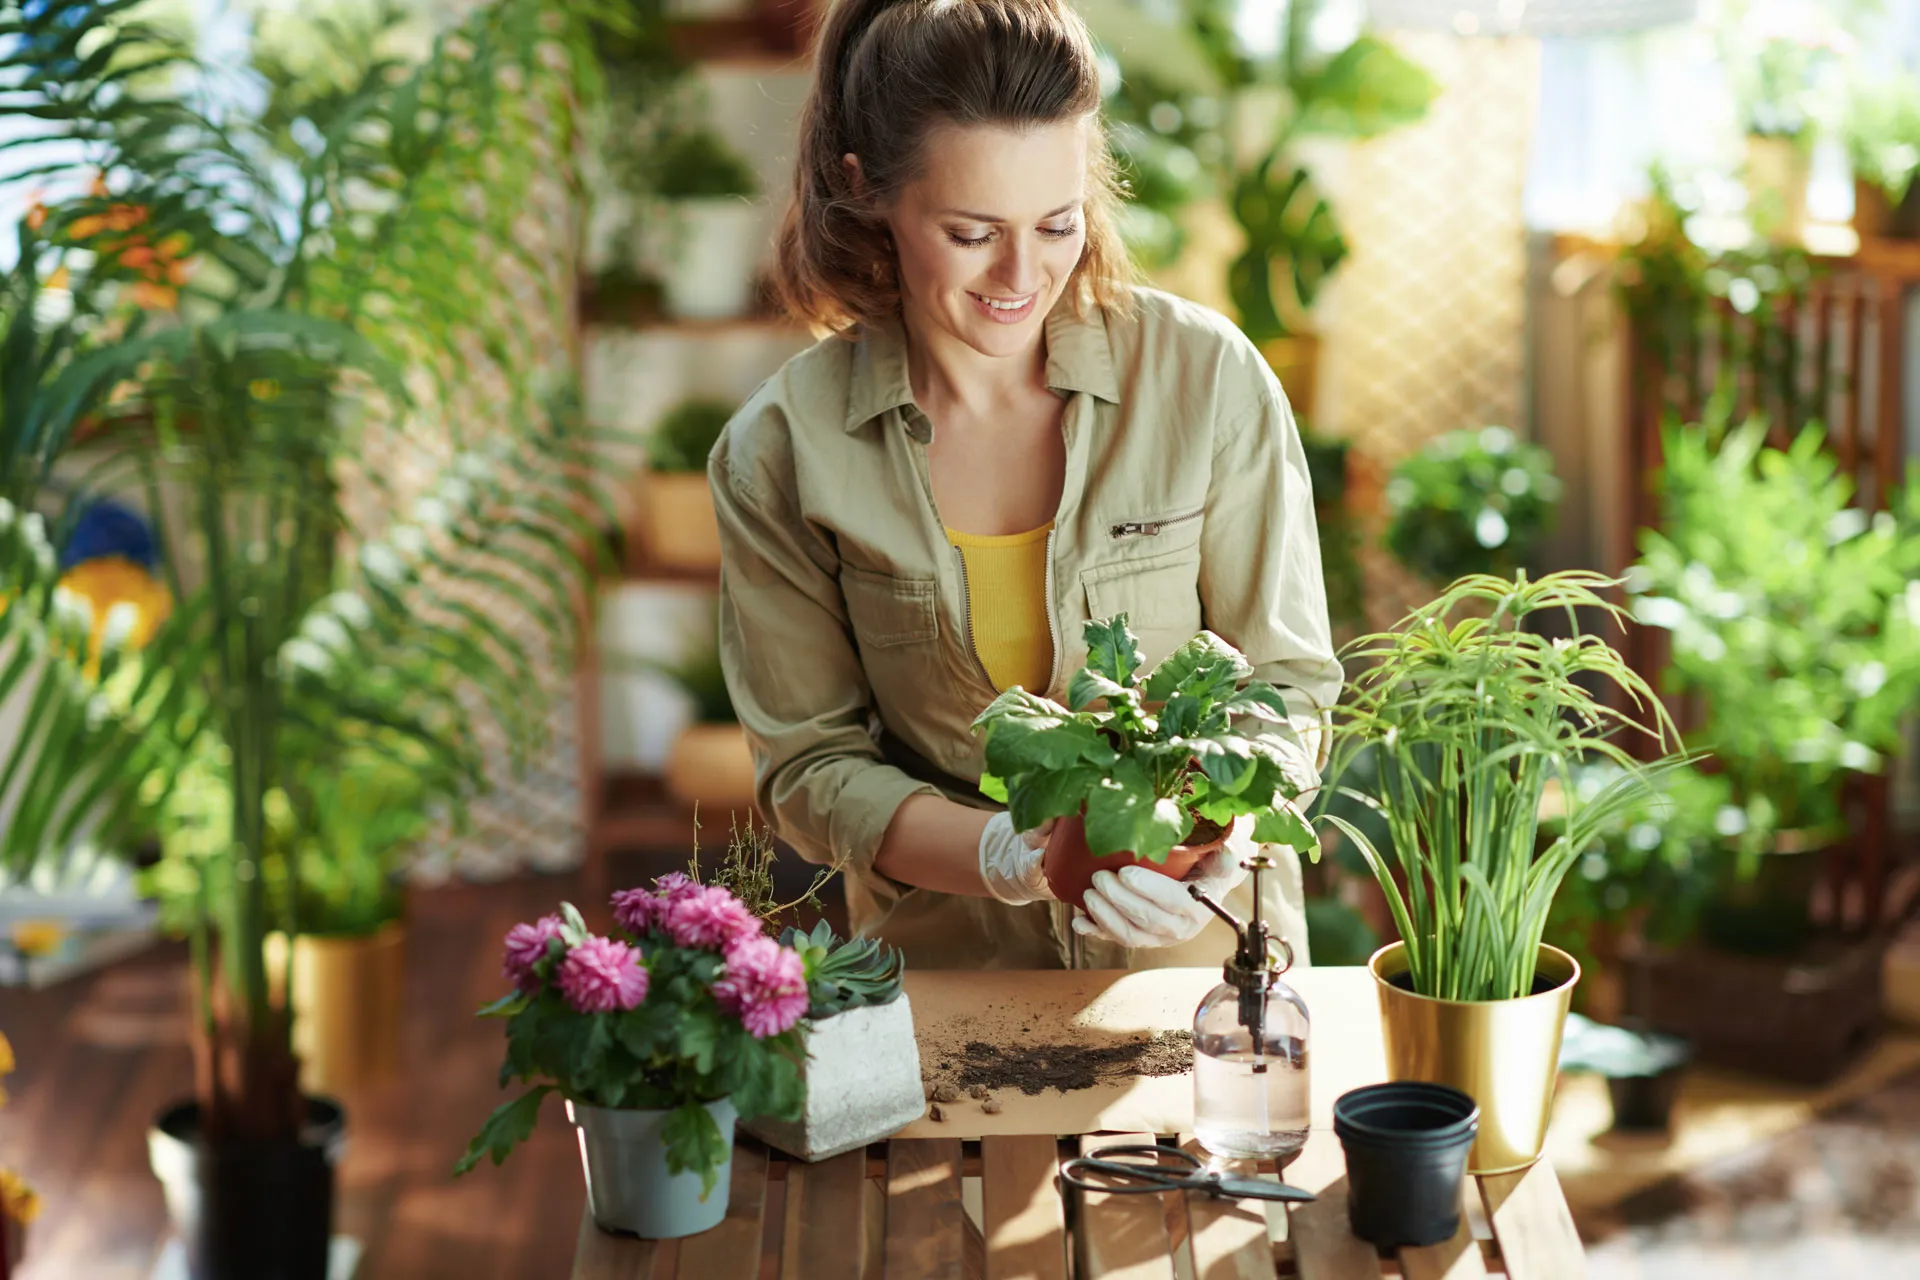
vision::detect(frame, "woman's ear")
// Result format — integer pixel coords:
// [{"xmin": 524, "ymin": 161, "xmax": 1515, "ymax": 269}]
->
[{"xmin": 841, "ymin": 152, "xmax": 864, "ymax": 197}]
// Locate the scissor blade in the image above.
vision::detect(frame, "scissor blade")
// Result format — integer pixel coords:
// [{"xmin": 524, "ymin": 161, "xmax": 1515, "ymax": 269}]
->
[{"xmin": 1211, "ymin": 1177, "xmax": 1317, "ymax": 1203}]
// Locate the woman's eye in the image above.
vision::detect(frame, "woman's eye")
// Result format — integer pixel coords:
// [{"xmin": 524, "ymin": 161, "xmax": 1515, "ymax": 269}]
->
[
  {"xmin": 1040, "ymin": 222, "xmax": 1081, "ymax": 239},
  {"xmin": 946, "ymin": 229, "xmax": 992, "ymax": 248}
]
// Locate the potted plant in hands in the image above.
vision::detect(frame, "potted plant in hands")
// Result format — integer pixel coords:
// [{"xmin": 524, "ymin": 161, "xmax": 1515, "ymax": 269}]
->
[
  {"xmin": 458, "ymin": 881, "xmax": 807, "ymax": 1238},
  {"xmin": 639, "ymin": 398, "xmax": 733, "ymax": 572},
  {"xmin": 1320, "ymin": 570, "xmax": 1681, "ymax": 1173},
  {"xmin": 972, "ymin": 616, "xmax": 1320, "ymax": 910}
]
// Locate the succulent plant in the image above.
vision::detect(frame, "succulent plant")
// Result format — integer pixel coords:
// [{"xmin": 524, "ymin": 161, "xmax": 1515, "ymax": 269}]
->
[{"xmin": 778, "ymin": 920, "xmax": 905, "ymax": 1020}]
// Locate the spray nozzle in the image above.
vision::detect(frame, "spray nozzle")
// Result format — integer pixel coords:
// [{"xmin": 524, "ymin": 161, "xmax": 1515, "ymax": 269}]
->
[{"xmin": 1189, "ymin": 854, "xmax": 1293, "ymax": 1040}]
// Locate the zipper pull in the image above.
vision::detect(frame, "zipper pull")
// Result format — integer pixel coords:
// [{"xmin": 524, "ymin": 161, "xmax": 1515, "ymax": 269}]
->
[{"xmin": 1110, "ymin": 520, "xmax": 1163, "ymax": 539}]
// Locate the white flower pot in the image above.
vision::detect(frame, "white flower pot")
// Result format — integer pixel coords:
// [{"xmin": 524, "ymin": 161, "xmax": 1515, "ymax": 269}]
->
[
  {"xmin": 657, "ymin": 199, "xmax": 766, "ymax": 321},
  {"xmin": 569, "ymin": 1096, "xmax": 737, "ymax": 1239},
  {"xmin": 743, "ymin": 994, "xmax": 925, "ymax": 1162}
]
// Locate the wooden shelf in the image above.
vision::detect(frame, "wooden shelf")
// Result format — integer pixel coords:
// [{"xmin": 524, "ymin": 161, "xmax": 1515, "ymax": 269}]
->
[
  {"xmin": 668, "ymin": 17, "xmax": 814, "ymax": 67},
  {"xmin": 578, "ymin": 277, "xmax": 808, "ymax": 337}
]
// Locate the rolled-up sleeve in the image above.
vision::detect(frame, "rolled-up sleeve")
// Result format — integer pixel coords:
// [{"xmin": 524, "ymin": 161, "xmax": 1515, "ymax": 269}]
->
[
  {"xmin": 708, "ymin": 406, "xmax": 937, "ymax": 903},
  {"xmin": 1200, "ymin": 374, "xmax": 1344, "ymax": 792}
]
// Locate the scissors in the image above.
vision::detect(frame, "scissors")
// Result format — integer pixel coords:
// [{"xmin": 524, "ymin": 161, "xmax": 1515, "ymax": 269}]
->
[{"xmin": 1059, "ymin": 1144, "xmax": 1316, "ymax": 1204}]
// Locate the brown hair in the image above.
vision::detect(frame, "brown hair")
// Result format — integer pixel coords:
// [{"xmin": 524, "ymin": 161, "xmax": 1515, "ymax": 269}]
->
[{"xmin": 776, "ymin": 0, "xmax": 1136, "ymax": 333}]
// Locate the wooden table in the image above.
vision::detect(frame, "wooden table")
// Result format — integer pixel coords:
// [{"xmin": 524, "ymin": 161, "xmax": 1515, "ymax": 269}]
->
[{"xmin": 572, "ymin": 968, "xmax": 1589, "ymax": 1278}]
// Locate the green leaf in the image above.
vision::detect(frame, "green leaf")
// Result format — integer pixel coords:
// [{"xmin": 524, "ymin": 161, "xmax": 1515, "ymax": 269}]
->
[
  {"xmin": 661, "ymin": 1101, "xmax": 732, "ymax": 1200},
  {"xmin": 559, "ymin": 901, "xmax": 589, "ymax": 946},
  {"xmin": 1224, "ymin": 684, "xmax": 1293, "ymax": 725},
  {"xmin": 981, "ymin": 714, "xmax": 1116, "ymax": 775},
  {"xmin": 476, "ymin": 991, "xmax": 529, "ymax": 1018},
  {"xmin": 978, "ymin": 771, "xmax": 1010, "ymax": 803},
  {"xmin": 1068, "ymin": 667, "xmax": 1136, "ymax": 713},
  {"xmin": 1292, "ymin": 36, "xmax": 1440, "ymax": 139},
  {"xmin": 1082, "ymin": 615, "xmax": 1144, "ymax": 687},
  {"xmin": 1251, "ymin": 802, "xmax": 1316, "ymax": 853},
  {"xmin": 1084, "ymin": 759, "xmax": 1192, "ymax": 862},
  {"xmin": 1007, "ymin": 766, "xmax": 1099, "ymax": 832},
  {"xmin": 454, "ymin": 1084, "xmax": 552, "ymax": 1176},
  {"xmin": 1142, "ymin": 632, "xmax": 1251, "ymax": 704}
]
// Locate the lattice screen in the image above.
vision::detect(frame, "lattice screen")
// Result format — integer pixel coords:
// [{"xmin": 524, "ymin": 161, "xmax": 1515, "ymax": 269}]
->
[{"xmin": 1321, "ymin": 31, "xmax": 1542, "ymax": 630}]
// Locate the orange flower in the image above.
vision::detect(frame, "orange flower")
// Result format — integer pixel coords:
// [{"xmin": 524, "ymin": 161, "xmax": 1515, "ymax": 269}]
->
[
  {"xmin": 129, "ymin": 281, "xmax": 179, "ymax": 311},
  {"xmin": 25, "ymin": 202, "xmax": 46, "ymax": 231},
  {"xmin": 68, "ymin": 214, "xmax": 105, "ymax": 240},
  {"xmin": 46, "ymin": 265, "xmax": 69, "ymax": 291},
  {"xmin": 157, "ymin": 230, "xmax": 192, "ymax": 258},
  {"xmin": 89, "ymin": 171, "xmax": 109, "ymax": 198},
  {"xmin": 103, "ymin": 203, "xmax": 147, "ymax": 233},
  {"xmin": 118, "ymin": 242, "xmax": 156, "ymax": 272},
  {"xmin": 0, "ymin": 1169, "xmax": 40, "ymax": 1226}
]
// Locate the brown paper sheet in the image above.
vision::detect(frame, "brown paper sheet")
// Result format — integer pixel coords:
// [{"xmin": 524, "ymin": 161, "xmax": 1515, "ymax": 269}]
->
[{"xmin": 896, "ymin": 966, "xmax": 1386, "ymax": 1140}]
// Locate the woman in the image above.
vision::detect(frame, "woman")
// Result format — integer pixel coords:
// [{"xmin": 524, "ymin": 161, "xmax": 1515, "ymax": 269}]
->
[{"xmin": 709, "ymin": 0, "xmax": 1341, "ymax": 971}]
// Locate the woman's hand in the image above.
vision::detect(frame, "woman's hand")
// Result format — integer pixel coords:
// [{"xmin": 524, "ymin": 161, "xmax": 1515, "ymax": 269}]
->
[
  {"xmin": 977, "ymin": 812, "xmax": 1057, "ymax": 905},
  {"xmin": 1072, "ymin": 844, "xmax": 1250, "ymax": 949}
]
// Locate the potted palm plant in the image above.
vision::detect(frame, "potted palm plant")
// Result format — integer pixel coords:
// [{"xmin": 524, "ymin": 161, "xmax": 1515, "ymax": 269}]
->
[
  {"xmin": 639, "ymin": 398, "xmax": 733, "ymax": 571},
  {"xmin": 1320, "ymin": 571, "xmax": 1680, "ymax": 1173},
  {"xmin": 0, "ymin": 3, "xmax": 610, "ymax": 1275},
  {"xmin": 972, "ymin": 617, "xmax": 1319, "ymax": 909}
]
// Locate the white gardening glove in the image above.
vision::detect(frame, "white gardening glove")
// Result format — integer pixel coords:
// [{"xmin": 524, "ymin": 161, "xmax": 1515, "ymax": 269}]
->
[
  {"xmin": 978, "ymin": 812, "xmax": 1058, "ymax": 905},
  {"xmin": 1072, "ymin": 841, "xmax": 1250, "ymax": 949}
]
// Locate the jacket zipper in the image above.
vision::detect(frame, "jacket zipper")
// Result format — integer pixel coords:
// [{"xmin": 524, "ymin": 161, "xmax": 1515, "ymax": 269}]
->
[
  {"xmin": 951, "ymin": 543, "xmax": 996, "ymax": 692},
  {"xmin": 1109, "ymin": 508, "xmax": 1203, "ymax": 540},
  {"xmin": 1041, "ymin": 528, "xmax": 1059, "ymax": 696}
]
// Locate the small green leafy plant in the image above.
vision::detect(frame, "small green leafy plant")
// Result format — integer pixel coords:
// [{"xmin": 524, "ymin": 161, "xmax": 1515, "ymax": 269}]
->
[
  {"xmin": 650, "ymin": 127, "xmax": 758, "ymax": 200},
  {"xmin": 648, "ymin": 399, "xmax": 734, "ymax": 473},
  {"xmin": 778, "ymin": 920, "xmax": 905, "ymax": 1020},
  {"xmin": 1384, "ymin": 426, "xmax": 1561, "ymax": 585},
  {"xmin": 1322, "ymin": 571, "xmax": 1684, "ymax": 1003},
  {"xmin": 972, "ymin": 615, "xmax": 1317, "ymax": 864}
]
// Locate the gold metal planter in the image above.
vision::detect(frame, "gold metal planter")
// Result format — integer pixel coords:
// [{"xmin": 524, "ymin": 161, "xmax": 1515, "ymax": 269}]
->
[
  {"xmin": 1369, "ymin": 941, "xmax": 1578, "ymax": 1174},
  {"xmin": 267, "ymin": 921, "xmax": 407, "ymax": 1094}
]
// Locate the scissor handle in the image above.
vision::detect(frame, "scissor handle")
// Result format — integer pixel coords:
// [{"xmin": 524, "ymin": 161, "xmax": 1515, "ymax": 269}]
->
[{"xmin": 1059, "ymin": 1145, "xmax": 1201, "ymax": 1195}]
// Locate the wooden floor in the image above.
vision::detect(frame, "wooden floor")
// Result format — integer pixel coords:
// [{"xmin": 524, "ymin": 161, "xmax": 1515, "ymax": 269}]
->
[{"xmin": 0, "ymin": 849, "xmax": 843, "ymax": 1280}]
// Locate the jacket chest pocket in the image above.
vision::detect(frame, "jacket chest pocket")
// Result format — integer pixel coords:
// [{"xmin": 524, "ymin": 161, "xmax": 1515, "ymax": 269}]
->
[
  {"xmin": 841, "ymin": 564, "xmax": 939, "ymax": 649},
  {"xmin": 1081, "ymin": 550, "xmax": 1203, "ymax": 671}
]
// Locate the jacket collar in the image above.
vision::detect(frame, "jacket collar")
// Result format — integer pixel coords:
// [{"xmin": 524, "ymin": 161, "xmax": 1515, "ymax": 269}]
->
[{"xmin": 841, "ymin": 301, "xmax": 1121, "ymax": 433}]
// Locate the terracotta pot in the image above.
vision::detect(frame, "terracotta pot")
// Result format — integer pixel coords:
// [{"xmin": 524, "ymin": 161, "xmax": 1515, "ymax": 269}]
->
[
  {"xmin": 1258, "ymin": 333, "xmax": 1321, "ymax": 420},
  {"xmin": 1042, "ymin": 812, "xmax": 1227, "ymax": 911},
  {"xmin": 637, "ymin": 471, "xmax": 721, "ymax": 572},
  {"xmin": 1745, "ymin": 134, "xmax": 1809, "ymax": 244},
  {"xmin": 665, "ymin": 721, "xmax": 758, "ymax": 820}
]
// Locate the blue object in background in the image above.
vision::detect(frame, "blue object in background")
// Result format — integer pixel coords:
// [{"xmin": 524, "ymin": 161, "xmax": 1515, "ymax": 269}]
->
[{"xmin": 61, "ymin": 499, "xmax": 159, "ymax": 571}]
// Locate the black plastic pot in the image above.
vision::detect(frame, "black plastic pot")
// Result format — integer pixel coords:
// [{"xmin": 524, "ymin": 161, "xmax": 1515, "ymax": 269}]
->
[
  {"xmin": 1606, "ymin": 1063, "xmax": 1687, "ymax": 1133},
  {"xmin": 148, "ymin": 1097, "xmax": 345, "ymax": 1280},
  {"xmin": 1333, "ymin": 1082, "xmax": 1480, "ymax": 1248}
]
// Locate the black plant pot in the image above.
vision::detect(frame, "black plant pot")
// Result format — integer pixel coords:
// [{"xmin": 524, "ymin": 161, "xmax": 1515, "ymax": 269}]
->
[
  {"xmin": 1333, "ymin": 1082, "xmax": 1479, "ymax": 1248},
  {"xmin": 1606, "ymin": 1064, "xmax": 1687, "ymax": 1133},
  {"xmin": 148, "ymin": 1097, "xmax": 345, "ymax": 1280}
]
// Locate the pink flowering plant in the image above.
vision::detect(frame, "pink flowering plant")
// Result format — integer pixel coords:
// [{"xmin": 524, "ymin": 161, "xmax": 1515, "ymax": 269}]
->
[{"xmin": 455, "ymin": 876, "xmax": 808, "ymax": 1193}]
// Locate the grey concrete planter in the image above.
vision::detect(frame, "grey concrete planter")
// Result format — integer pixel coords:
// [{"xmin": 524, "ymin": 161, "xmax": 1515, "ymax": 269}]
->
[{"xmin": 744, "ymin": 994, "xmax": 924, "ymax": 1161}]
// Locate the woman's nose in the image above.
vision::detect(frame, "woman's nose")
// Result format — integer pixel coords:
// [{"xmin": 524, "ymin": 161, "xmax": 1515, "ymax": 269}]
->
[{"xmin": 992, "ymin": 236, "xmax": 1041, "ymax": 295}]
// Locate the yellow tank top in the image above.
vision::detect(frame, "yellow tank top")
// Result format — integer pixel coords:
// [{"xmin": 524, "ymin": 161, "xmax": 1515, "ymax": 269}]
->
[{"xmin": 946, "ymin": 522, "xmax": 1054, "ymax": 693}]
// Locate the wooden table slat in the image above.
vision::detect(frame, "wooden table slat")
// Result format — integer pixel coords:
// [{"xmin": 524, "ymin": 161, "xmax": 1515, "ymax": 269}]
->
[
  {"xmin": 981, "ymin": 1134, "xmax": 1070, "ymax": 1280},
  {"xmin": 884, "ymin": 1137, "xmax": 966, "ymax": 1280},
  {"xmin": 1478, "ymin": 1163, "xmax": 1588, "ymax": 1280},
  {"xmin": 779, "ymin": 1147, "xmax": 867, "ymax": 1280},
  {"xmin": 676, "ymin": 1140, "xmax": 770, "ymax": 1279},
  {"xmin": 1184, "ymin": 1177, "xmax": 1276, "ymax": 1280},
  {"xmin": 1074, "ymin": 1133, "xmax": 1179, "ymax": 1280},
  {"xmin": 1284, "ymin": 1176, "xmax": 1384, "ymax": 1280},
  {"xmin": 571, "ymin": 1209, "xmax": 660, "ymax": 1280},
  {"xmin": 1396, "ymin": 1207, "xmax": 1490, "ymax": 1280}
]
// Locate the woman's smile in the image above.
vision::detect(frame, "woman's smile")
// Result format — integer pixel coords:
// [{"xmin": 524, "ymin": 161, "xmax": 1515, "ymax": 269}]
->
[{"xmin": 968, "ymin": 290, "xmax": 1039, "ymax": 323}]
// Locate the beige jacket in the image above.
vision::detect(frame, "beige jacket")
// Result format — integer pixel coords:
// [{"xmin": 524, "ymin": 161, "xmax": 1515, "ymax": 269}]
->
[{"xmin": 708, "ymin": 287, "xmax": 1342, "ymax": 971}]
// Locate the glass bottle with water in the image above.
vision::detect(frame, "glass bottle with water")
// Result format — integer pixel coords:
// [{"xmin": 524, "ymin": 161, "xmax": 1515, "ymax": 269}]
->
[{"xmin": 1187, "ymin": 854, "xmax": 1311, "ymax": 1164}]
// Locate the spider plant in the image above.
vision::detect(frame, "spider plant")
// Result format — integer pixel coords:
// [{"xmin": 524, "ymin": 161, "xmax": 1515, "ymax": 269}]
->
[{"xmin": 1321, "ymin": 571, "xmax": 1685, "ymax": 1003}]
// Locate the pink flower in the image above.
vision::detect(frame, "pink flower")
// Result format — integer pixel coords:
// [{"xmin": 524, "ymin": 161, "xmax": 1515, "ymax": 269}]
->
[
  {"xmin": 557, "ymin": 936, "xmax": 650, "ymax": 1014},
  {"xmin": 713, "ymin": 936, "xmax": 809, "ymax": 1039},
  {"xmin": 502, "ymin": 915, "xmax": 564, "ymax": 992},
  {"xmin": 653, "ymin": 872, "xmax": 699, "ymax": 902},
  {"xmin": 662, "ymin": 885, "xmax": 763, "ymax": 952},
  {"xmin": 610, "ymin": 887, "xmax": 658, "ymax": 935}
]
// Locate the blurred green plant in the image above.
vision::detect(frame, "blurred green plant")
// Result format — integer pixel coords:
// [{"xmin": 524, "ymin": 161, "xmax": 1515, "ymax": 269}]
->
[
  {"xmin": 0, "ymin": 0, "xmax": 615, "ymax": 1151},
  {"xmin": 1301, "ymin": 426, "xmax": 1363, "ymax": 633},
  {"xmin": 1843, "ymin": 73, "xmax": 1920, "ymax": 208},
  {"xmin": 647, "ymin": 399, "xmax": 735, "ymax": 473},
  {"xmin": 1383, "ymin": 426, "xmax": 1561, "ymax": 585},
  {"xmin": 1628, "ymin": 412, "xmax": 1920, "ymax": 866},
  {"xmin": 1093, "ymin": 0, "xmax": 1436, "ymax": 339}
]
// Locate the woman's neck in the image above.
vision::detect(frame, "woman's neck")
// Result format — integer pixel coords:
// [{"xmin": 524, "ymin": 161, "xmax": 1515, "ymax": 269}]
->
[{"xmin": 900, "ymin": 303, "xmax": 1048, "ymax": 419}]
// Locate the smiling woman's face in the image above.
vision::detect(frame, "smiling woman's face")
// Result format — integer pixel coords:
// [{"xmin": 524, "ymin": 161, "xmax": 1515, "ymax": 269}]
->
[{"xmin": 877, "ymin": 119, "xmax": 1089, "ymax": 360}]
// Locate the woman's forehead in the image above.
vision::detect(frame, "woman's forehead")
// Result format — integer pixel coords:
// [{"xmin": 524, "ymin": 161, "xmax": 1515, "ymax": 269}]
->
[{"xmin": 907, "ymin": 120, "xmax": 1089, "ymax": 217}]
